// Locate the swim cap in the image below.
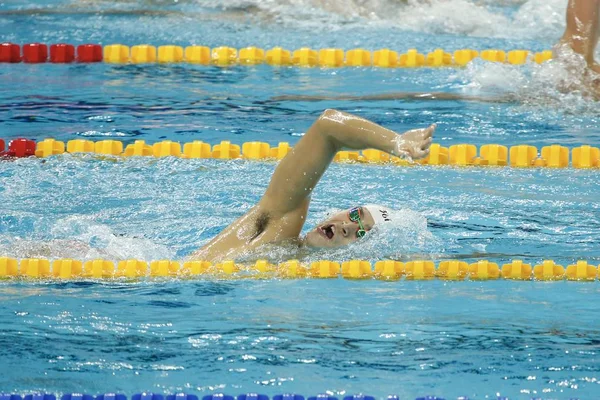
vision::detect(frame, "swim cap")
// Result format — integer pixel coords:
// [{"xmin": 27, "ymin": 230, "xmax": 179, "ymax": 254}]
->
[{"xmin": 363, "ymin": 204, "xmax": 393, "ymax": 226}]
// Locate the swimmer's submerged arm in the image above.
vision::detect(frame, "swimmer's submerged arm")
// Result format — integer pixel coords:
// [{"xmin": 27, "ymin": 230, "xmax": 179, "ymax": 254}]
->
[
  {"xmin": 259, "ymin": 109, "xmax": 434, "ymax": 216},
  {"xmin": 270, "ymin": 92, "xmax": 507, "ymax": 103}
]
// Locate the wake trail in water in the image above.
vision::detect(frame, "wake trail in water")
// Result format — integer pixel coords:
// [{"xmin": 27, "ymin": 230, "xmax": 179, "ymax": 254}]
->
[
  {"xmin": 0, "ymin": 216, "xmax": 175, "ymax": 261},
  {"xmin": 24, "ymin": 0, "xmax": 568, "ymax": 40},
  {"xmin": 449, "ymin": 46, "xmax": 600, "ymax": 113}
]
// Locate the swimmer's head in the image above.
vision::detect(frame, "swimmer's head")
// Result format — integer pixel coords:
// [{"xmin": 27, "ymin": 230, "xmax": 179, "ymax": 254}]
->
[{"xmin": 303, "ymin": 204, "xmax": 394, "ymax": 248}]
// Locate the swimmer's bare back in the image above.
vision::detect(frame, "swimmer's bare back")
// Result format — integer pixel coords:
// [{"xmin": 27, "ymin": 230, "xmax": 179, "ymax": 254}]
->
[{"xmin": 189, "ymin": 109, "xmax": 435, "ymax": 262}]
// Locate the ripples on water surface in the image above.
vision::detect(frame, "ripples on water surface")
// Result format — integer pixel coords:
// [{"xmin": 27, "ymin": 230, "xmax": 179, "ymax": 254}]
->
[
  {"xmin": 1, "ymin": 280, "xmax": 600, "ymax": 399},
  {"xmin": 1, "ymin": 0, "xmax": 600, "ymax": 398}
]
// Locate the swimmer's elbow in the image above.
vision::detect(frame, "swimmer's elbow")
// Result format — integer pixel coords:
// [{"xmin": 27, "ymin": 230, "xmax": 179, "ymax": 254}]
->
[
  {"xmin": 316, "ymin": 108, "xmax": 367, "ymax": 151},
  {"xmin": 318, "ymin": 108, "xmax": 342, "ymax": 124},
  {"xmin": 315, "ymin": 109, "xmax": 345, "ymax": 144}
]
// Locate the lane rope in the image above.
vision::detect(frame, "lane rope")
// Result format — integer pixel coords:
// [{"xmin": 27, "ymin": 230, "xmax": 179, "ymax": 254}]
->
[
  {"xmin": 1, "ymin": 138, "xmax": 598, "ymax": 169},
  {"xmin": 0, "ymin": 43, "xmax": 552, "ymax": 67},
  {"xmin": 1, "ymin": 257, "xmax": 597, "ymax": 281}
]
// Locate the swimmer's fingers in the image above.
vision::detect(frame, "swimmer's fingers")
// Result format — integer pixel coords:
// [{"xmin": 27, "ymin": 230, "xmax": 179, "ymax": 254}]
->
[
  {"xmin": 396, "ymin": 123, "xmax": 436, "ymax": 159},
  {"xmin": 424, "ymin": 123, "xmax": 436, "ymax": 138},
  {"xmin": 421, "ymin": 136, "xmax": 433, "ymax": 150},
  {"xmin": 407, "ymin": 143, "xmax": 431, "ymax": 159},
  {"xmin": 413, "ymin": 146, "xmax": 430, "ymax": 160}
]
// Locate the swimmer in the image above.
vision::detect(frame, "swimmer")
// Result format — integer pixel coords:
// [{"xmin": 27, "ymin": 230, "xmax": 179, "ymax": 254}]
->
[
  {"xmin": 552, "ymin": 0, "xmax": 600, "ymax": 98},
  {"xmin": 190, "ymin": 109, "xmax": 435, "ymax": 262},
  {"xmin": 556, "ymin": 0, "xmax": 600, "ymax": 74}
]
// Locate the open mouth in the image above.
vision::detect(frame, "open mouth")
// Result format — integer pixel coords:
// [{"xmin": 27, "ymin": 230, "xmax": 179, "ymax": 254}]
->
[{"xmin": 318, "ymin": 224, "xmax": 335, "ymax": 240}]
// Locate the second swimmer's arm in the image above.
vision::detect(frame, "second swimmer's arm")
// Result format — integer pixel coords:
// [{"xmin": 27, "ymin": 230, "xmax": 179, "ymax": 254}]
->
[
  {"xmin": 259, "ymin": 109, "xmax": 434, "ymax": 216},
  {"xmin": 561, "ymin": 0, "xmax": 600, "ymax": 67}
]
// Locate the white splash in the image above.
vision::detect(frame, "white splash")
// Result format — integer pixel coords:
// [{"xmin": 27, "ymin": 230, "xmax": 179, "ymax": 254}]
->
[
  {"xmin": 0, "ymin": 216, "xmax": 174, "ymax": 261},
  {"xmin": 449, "ymin": 45, "xmax": 600, "ymax": 112},
  {"xmin": 189, "ymin": 0, "xmax": 569, "ymax": 40},
  {"xmin": 71, "ymin": 0, "xmax": 570, "ymax": 40}
]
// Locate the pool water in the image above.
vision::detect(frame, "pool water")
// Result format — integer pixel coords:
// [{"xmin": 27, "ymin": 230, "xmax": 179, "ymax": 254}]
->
[
  {"xmin": 1, "ymin": 0, "xmax": 600, "ymax": 398},
  {"xmin": 1, "ymin": 279, "xmax": 599, "ymax": 399}
]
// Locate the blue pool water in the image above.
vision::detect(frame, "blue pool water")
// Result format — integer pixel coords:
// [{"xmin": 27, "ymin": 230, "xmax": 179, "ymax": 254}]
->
[
  {"xmin": 1, "ymin": 280, "xmax": 600, "ymax": 399},
  {"xmin": 1, "ymin": 0, "xmax": 600, "ymax": 398}
]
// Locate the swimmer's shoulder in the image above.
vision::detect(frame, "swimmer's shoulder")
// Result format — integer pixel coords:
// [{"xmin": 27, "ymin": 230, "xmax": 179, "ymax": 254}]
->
[
  {"xmin": 249, "ymin": 198, "xmax": 310, "ymax": 243},
  {"xmin": 191, "ymin": 200, "xmax": 309, "ymax": 262}
]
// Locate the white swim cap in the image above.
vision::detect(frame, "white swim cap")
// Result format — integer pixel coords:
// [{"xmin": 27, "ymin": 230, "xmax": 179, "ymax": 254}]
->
[{"xmin": 363, "ymin": 204, "xmax": 394, "ymax": 226}]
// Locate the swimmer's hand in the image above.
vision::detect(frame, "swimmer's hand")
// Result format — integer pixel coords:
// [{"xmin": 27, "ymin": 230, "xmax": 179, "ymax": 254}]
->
[{"xmin": 394, "ymin": 124, "xmax": 436, "ymax": 159}]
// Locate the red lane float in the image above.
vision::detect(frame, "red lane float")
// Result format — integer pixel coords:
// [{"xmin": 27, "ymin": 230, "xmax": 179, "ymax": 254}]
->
[
  {"xmin": 50, "ymin": 43, "xmax": 75, "ymax": 63},
  {"xmin": 3, "ymin": 139, "xmax": 36, "ymax": 157},
  {"xmin": 23, "ymin": 43, "xmax": 48, "ymax": 63},
  {"xmin": 0, "ymin": 43, "xmax": 21, "ymax": 63},
  {"xmin": 0, "ymin": 139, "xmax": 4, "ymax": 152},
  {"xmin": 77, "ymin": 44, "xmax": 102, "ymax": 62}
]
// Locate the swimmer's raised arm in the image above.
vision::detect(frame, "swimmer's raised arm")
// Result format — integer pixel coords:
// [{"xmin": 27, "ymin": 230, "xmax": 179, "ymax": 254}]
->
[{"xmin": 259, "ymin": 109, "xmax": 434, "ymax": 216}]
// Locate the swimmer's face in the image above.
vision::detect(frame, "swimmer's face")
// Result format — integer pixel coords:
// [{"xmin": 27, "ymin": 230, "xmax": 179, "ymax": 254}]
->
[{"xmin": 304, "ymin": 207, "xmax": 375, "ymax": 248}]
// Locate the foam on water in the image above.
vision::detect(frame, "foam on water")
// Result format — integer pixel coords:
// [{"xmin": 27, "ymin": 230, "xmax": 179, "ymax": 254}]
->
[
  {"xmin": 6, "ymin": 0, "xmax": 568, "ymax": 41},
  {"xmin": 448, "ymin": 46, "xmax": 600, "ymax": 113},
  {"xmin": 137, "ymin": 0, "xmax": 568, "ymax": 40},
  {"xmin": 0, "ymin": 216, "xmax": 175, "ymax": 261},
  {"xmin": 236, "ymin": 0, "xmax": 569, "ymax": 41}
]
